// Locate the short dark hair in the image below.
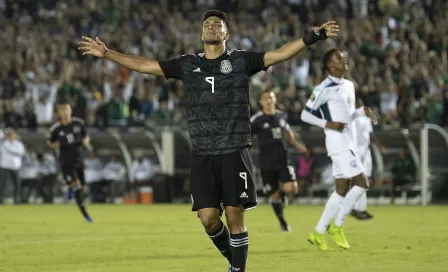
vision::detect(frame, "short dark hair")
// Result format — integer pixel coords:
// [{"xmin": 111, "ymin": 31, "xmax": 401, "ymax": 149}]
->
[
  {"xmin": 259, "ymin": 89, "xmax": 273, "ymax": 100},
  {"xmin": 203, "ymin": 10, "xmax": 229, "ymax": 27},
  {"xmin": 322, "ymin": 48, "xmax": 339, "ymax": 72}
]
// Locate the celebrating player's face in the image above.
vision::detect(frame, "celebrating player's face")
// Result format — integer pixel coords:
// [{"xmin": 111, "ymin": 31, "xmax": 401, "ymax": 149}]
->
[
  {"xmin": 329, "ymin": 50, "xmax": 348, "ymax": 73},
  {"xmin": 57, "ymin": 104, "xmax": 72, "ymax": 121},
  {"xmin": 260, "ymin": 91, "xmax": 276, "ymax": 110},
  {"xmin": 202, "ymin": 16, "xmax": 228, "ymax": 44}
]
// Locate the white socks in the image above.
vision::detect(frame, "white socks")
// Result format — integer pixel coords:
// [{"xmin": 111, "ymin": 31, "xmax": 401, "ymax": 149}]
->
[
  {"xmin": 315, "ymin": 192, "xmax": 344, "ymax": 234},
  {"xmin": 354, "ymin": 192, "xmax": 367, "ymax": 212},
  {"xmin": 335, "ymin": 186, "xmax": 367, "ymax": 227}
]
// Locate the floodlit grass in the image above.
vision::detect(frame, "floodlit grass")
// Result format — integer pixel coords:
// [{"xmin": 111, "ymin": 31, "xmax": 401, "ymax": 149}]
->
[{"xmin": 0, "ymin": 205, "xmax": 447, "ymax": 272}]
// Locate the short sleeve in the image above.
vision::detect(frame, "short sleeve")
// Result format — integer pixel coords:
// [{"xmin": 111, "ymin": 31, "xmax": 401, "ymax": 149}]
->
[
  {"xmin": 49, "ymin": 126, "xmax": 58, "ymax": 143},
  {"xmin": 305, "ymin": 86, "xmax": 328, "ymax": 112},
  {"xmin": 80, "ymin": 122, "xmax": 87, "ymax": 138},
  {"xmin": 158, "ymin": 58, "xmax": 183, "ymax": 80},
  {"xmin": 243, "ymin": 51, "xmax": 266, "ymax": 76}
]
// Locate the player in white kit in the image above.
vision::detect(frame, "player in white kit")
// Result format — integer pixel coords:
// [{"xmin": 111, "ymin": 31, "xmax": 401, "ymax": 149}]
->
[
  {"xmin": 351, "ymin": 99, "xmax": 385, "ymax": 220},
  {"xmin": 300, "ymin": 49, "xmax": 377, "ymax": 250}
]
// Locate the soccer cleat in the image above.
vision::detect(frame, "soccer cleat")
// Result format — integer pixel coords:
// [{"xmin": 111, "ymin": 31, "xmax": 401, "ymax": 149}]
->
[
  {"xmin": 85, "ymin": 216, "xmax": 93, "ymax": 223},
  {"xmin": 307, "ymin": 231, "xmax": 329, "ymax": 251},
  {"xmin": 228, "ymin": 266, "xmax": 232, "ymax": 272},
  {"xmin": 328, "ymin": 222, "xmax": 350, "ymax": 249},
  {"xmin": 281, "ymin": 223, "xmax": 292, "ymax": 232},
  {"xmin": 351, "ymin": 210, "xmax": 373, "ymax": 220}
]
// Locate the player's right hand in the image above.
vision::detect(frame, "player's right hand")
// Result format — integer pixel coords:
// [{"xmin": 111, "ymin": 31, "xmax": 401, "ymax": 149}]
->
[
  {"xmin": 325, "ymin": 122, "xmax": 345, "ymax": 132},
  {"xmin": 78, "ymin": 36, "xmax": 107, "ymax": 58}
]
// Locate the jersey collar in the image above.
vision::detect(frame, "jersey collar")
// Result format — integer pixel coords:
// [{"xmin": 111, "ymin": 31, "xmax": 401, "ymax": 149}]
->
[{"xmin": 328, "ymin": 75, "xmax": 344, "ymax": 84}]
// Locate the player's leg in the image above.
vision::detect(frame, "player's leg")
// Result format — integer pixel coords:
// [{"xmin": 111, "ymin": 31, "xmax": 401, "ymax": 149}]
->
[
  {"xmin": 221, "ymin": 148, "xmax": 257, "ymax": 272},
  {"xmin": 353, "ymin": 155, "xmax": 373, "ymax": 219},
  {"xmin": 308, "ymin": 153, "xmax": 350, "ymax": 250},
  {"xmin": 261, "ymin": 170, "xmax": 289, "ymax": 231},
  {"xmin": 333, "ymin": 151, "xmax": 368, "ymax": 228},
  {"xmin": 276, "ymin": 165, "xmax": 299, "ymax": 232},
  {"xmin": 74, "ymin": 166, "xmax": 93, "ymax": 222},
  {"xmin": 191, "ymin": 155, "xmax": 232, "ymax": 265}
]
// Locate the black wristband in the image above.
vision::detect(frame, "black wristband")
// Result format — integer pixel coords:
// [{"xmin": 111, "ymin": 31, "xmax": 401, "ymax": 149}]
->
[{"xmin": 303, "ymin": 28, "xmax": 327, "ymax": 46}]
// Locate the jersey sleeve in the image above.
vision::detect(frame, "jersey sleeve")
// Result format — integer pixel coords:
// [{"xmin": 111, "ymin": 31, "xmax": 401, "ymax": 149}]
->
[
  {"xmin": 243, "ymin": 51, "xmax": 266, "ymax": 76},
  {"xmin": 49, "ymin": 126, "xmax": 59, "ymax": 143},
  {"xmin": 304, "ymin": 86, "xmax": 328, "ymax": 112},
  {"xmin": 80, "ymin": 121, "xmax": 87, "ymax": 138},
  {"xmin": 158, "ymin": 58, "xmax": 184, "ymax": 80},
  {"xmin": 280, "ymin": 113, "xmax": 291, "ymax": 132}
]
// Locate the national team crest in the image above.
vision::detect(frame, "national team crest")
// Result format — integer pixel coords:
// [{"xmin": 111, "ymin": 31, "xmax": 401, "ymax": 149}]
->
[
  {"xmin": 310, "ymin": 94, "xmax": 315, "ymax": 101},
  {"xmin": 220, "ymin": 60, "xmax": 233, "ymax": 74}
]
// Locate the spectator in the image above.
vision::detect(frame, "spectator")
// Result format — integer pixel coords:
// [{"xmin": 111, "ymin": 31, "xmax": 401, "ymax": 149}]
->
[
  {"xmin": 83, "ymin": 151, "xmax": 104, "ymax": 203},
  {"xmin": 36, "ymin": 153, "xmax": 57, "ymax": 203},
  {"xmin": 130, "ymin": 154, "xmax": 154, "ymax": 187},
  {"xmin": 297, "ymin": 149, "xmax": 316, "ymax": 194},
  {"xmin": 391, "ymin": 147, "xmax": 417, "ymax": 204},
  {"xmin": 19, "ymin": 150, "xmax": 40, "ymax": 203},
  {"xmin": 102, "ymin": 154, "xmax": 126, "ymax": 203},
  {"xmin": 0, "ymin": 129, "xmax": 25, "ymax": 204}
]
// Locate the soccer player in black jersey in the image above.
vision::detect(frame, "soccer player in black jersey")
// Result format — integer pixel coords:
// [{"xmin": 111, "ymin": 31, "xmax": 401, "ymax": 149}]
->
[
  {"xmin": 251, "ymin": 90, "xmax": 307, "ymax": 232},
  {"xmin": 78, "ymin": 10, "xmax": 338, "ymax": 271},
  {"xmin": 47, "ymin": 100, "xmax": 93, "ymax": 223}
]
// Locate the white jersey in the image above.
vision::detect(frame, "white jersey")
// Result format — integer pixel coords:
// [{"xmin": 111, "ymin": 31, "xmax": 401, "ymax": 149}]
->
[
  {"xmin": 305, "ymin": 75, "xmax": 356, "ymax": 156},
  {"xmin": 353, "ymin": 115, "xmax": 373, "ymax": 159}
]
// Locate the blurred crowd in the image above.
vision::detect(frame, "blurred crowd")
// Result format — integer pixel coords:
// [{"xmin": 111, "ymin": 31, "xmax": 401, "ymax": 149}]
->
[{"xmin": 0, "ymin": 0, "xmax": 447, "ymax": 129}]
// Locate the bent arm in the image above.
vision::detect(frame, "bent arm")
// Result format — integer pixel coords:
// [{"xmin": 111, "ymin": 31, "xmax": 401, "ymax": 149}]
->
[
  {"xmin": 301, "ymin": 110, "xmax": 327, "ymax": 129},
  {"xmin": 104, "ymin": 50, "xmax": 164, "ymax": 76}
]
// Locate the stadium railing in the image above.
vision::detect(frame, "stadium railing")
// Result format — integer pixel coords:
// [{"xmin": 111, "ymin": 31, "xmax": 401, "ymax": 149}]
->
[{"xmin": 1, "ymin": 124, "xmax": 446, "ymax": 205}]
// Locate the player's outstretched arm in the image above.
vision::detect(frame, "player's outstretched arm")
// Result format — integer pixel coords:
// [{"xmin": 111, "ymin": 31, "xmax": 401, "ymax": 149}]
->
[
  {"xmin": 78, "ymin": 36, "xmax": 164, "ymax": 76},
  {"xmin": 264, "ymin": 21, "xmax": 339, "ymax": 67}
]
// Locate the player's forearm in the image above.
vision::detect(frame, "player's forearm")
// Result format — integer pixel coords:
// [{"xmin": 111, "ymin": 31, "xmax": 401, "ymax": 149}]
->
[
  {"xmin": 104, "ymin": 50, "xmax": 163, "ymax": 76},
  {"xmin": 265, "ymin": 38, "xmax": 307, "ymax": 66},
  {"xmin": 301, "ymin": 110, "xmax": 327, "ymax": 128},
  {"xmin": 277, "ymin": 38, "xmax": 307, "ymax": 61}
]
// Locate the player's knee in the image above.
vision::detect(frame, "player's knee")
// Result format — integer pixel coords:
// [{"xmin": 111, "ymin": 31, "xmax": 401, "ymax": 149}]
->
[
  {"xmin": 283, "ymin": 182, "xmax": 298, "ymax": 194},
  {"xmin": 225, "ymin": 206, "xmax": 245, "ymax": 233},
  {"xmin": 353, "ymin": 174, "xmax": 369, "ymax": 189},
  {"xmin": 198, "ymin": 209, "xmax": 221, "ymax": 233},
  {"xmin": 271, "ymin": 191, "xmax": 281, "ymax": 200}
]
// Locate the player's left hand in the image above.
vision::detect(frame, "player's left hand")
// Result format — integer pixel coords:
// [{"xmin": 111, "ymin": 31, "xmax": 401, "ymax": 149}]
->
[
  {"xmin": 314, "ymin": 21, "xmax": 340, "ymax": 38},
  {"xmin": 364, "ymin": 107, "xmax": 378, "ymax": 125}
]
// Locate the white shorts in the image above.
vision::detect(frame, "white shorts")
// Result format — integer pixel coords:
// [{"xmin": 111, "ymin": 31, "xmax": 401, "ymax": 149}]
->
[
  {"xmin": 360, "ymin": 153, "xmax": 372, "ymax": 178},
  {"xmin": 331, "ymin": 150, "xmax": 364, "ymax": 179}
]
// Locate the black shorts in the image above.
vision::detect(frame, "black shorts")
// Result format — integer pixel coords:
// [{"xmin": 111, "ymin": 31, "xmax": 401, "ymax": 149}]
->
[
  {"xmin": 60, "ymin": 164, "xmax": 85, "ymax": 186},
  {"xmin": 190, "ymin": 147, "xmax": 257, "ymax": 212},
  {"xmin": 261, "ymin": 165, "xmax": 296, "ymax": 195}
]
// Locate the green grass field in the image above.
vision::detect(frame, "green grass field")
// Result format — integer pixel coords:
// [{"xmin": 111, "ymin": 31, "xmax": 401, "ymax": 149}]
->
[{"xmin": 1, "ymin": 205, "xmax": 447, "ymax": 272}]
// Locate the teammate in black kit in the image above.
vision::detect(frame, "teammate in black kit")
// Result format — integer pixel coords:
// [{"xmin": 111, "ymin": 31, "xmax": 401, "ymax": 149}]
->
[
  {"xmin": 78, "ymin": 10, "xmax": 338, "ymax": 271},
  {"xmin": 47, "ymin": 101, "xmax": 93, "ymax": 223},
  {"xmin": 251, "ymin": 90, "xmax": 307, "ymax": 232}
]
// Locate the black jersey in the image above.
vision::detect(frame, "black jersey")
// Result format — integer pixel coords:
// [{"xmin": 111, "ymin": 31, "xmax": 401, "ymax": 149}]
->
[
  {"xmin": 250, "ymin": 110, "xmax": 291, "ymax": 170},
  {"xmin": 49, "ymin": 117, "xmax": 87, "ymax": 166},
  {"xmin": 158, "ymin": 50, "xmax": 266, "ymax": 155}
]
